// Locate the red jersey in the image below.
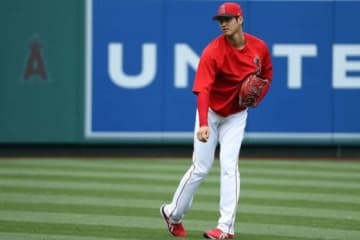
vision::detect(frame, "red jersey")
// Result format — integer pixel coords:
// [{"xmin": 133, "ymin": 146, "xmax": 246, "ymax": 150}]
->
[{"xmin": 192, "ymin": 33, "xmax": 273, "ymax": 126}]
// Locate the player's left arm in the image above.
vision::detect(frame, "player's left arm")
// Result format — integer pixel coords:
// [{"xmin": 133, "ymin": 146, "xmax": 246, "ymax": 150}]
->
[{"xmin": 254, "ymin": 44, "xmax": 273, "ymax": 105}]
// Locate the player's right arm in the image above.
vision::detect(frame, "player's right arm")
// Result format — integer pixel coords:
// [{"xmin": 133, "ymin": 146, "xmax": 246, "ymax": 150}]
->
[
  {"xmin": 196, "ymin": 91, "xmax": 210, "ymax": 142},
  {"xmin": 192, "ymin": 48, "xmax": 217, "ymax": 142}
]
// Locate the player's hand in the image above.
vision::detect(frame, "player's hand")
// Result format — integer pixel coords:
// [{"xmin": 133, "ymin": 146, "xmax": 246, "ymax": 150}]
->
[{"xmin": 197, "ymin": 126, "xmax": 209, "ymax": 142}]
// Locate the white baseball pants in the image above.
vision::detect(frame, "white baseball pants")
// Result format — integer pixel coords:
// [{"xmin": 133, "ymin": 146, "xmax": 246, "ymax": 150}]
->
[{"xmin": 164, "ymin": 108, "xmax": 248, "ymax": 234}]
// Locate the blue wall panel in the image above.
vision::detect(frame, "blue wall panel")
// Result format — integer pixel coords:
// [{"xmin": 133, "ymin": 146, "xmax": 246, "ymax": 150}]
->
[{"xmin": 86, "ymin": 0, "xmax": 360, "ymax": 143}]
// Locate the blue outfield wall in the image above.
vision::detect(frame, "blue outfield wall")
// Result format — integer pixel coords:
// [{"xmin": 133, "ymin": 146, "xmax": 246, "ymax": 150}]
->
[{"xmin": 86, "ymin": 0, "xmax": 360, "ymax": 144}]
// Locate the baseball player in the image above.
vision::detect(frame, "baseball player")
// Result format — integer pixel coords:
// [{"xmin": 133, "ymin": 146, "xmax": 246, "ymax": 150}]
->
[{"xmin": 161, "ymin": 2, "xmax": 273, "ymax": 239}]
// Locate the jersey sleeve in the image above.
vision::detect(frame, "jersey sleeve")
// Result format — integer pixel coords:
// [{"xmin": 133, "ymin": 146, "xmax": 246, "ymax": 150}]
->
[
  {"xmin": 196, "ymin": 91, "xmax": 210, "ymax": 126},
  {"xmin": 255, "ymin": 43, "xmax": 273, "ymax": 105},
  {"xmin": 260, "ymin": 44, "xmax": 273, "ymax": 81},
  {"xmin": 192, "ymin": 49, "xmax": 217, "ymax": 126}
]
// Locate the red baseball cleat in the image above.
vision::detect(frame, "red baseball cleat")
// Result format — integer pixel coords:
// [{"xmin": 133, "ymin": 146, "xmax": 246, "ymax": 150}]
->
[
  {"xmin": 160, "ymin": 204, "xmax": 187, "ymax": 237},
  {"xmin": 203, "ymin": 228, "xmax": 234, "ymax": 239}
]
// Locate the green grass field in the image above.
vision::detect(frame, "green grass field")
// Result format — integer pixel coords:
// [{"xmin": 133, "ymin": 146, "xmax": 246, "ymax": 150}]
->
[{"xmin": 0, "ymin": 158, "xmax": 359, "ymax": 240}]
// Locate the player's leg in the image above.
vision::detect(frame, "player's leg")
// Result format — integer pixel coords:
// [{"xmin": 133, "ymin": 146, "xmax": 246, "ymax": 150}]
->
[
  {"xmin": 163, "ymin": 109, "xmax": 220, "ymax": 222},
  {"xmin": 217, "ymin": 110, "xmax": 247, "ymax": 235}
]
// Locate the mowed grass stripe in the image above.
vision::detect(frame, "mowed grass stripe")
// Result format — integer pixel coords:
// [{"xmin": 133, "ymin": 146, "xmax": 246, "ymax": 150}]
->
[
  {"xmin": 0, "ymin": 210, "xmax": 212, "ymax": 231},
  {"xmin": 1, "ymin": 166, "xmax": 360, "ymax": 188},
  {"xmin": 1, "ymin": 201, "xmax": 360, "ymax": 229},
  {"xmin": 0, "ymin": 165, "xmax": 358, "ymax": 182},
  {"xmin": 0, "ymin": 181, "xmax": 345, "ymax": 206},
  {"xmin": 0, "ymin": 170, "xmax": 359, "ymax": 188},
  {"xmin": 1, "ymin": 178, "xmax": 359, "ymax": 199},
  {"xmin": 0, "ymin": 210, "xmax": 360, "ymax": 240},
  {"xmin": 1, "ymin": 161, "xmax": 359, "ymax": 190},
  {"xmin": 0, "ymin": 159, "xmax": 190, "ymax": 173},
  {"xmin": 0, "ymin": 169, "xmax": 186, "ymax": 184},
  {"xmin": 1, "ymin": 159, "xmax": 360, "ymax": 178},
  {"xmin": 241, "ymin": 168, "xmax": 360, "ymax": 180},
  {"xmin": 2, "ymin": 190, "xmax": 360, "ymax": 213},
  {"xmin": 240, "ymin": 160, "xmax": 360, "ymax": 172},
  {"xmin": 0, "ymin": 221, "xmax": 174, "ymax": 240},
  {"xmin": 0, "ymin": 221, "xmax": 316, "ymax": 240},
  {"xmin": 0, "ymin": 232, "xmax": 123, "ymax": 240},
  {"xmin": 4, "ymin": 207, "xmax": 360, "ymax": 233},
  {"xmin": 1, "ymin": 169, "xmax": 360, "ymax": 189},
  {"xmin": 1, "ymin": 186, "xmax": 360, "ymax": 208},
  {"xmin": 0, "ymin": 173, "xmax": 359, "ymax": 193},
  {"xmin": 3, "ymin": 170, "xmax": 355, "ymax": 188},
  {"xmin": 0, "ymin": 192, "xmax": 166, "ymax": 208},
  {"xmin": 2, "ymin": 158, "xmax": 360, "ymax": 172},
  {"xmin": 0, "ymin": 193, "xmax": 360, "ymax": 220},
  {"xmin": 236, "ymin": 223, "xmax": 360, "ymax": 240}
]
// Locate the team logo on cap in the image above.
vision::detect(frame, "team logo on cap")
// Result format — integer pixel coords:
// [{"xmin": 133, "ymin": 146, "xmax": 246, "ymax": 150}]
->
[{"xmin": 218, "ymin": 4, "xmax": 226, "ymax": 15}]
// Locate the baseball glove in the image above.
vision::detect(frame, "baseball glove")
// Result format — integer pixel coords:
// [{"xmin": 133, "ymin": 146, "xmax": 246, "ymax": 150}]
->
[{"xmin": 239, "ymin": 74, "xmax": 269, "ymax": 108}]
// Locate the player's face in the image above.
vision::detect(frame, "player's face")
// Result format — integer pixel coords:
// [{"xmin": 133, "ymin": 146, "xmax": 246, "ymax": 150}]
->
[{"xmin": 217, "ymin": 16, "xmax": 242, "ymax": 36}]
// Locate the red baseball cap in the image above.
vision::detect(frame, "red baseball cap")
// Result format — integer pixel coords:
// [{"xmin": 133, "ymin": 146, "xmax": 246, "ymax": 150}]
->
[{"xmin": 212, "ymin": 2, "xmax": 242, "ymax": 20}]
